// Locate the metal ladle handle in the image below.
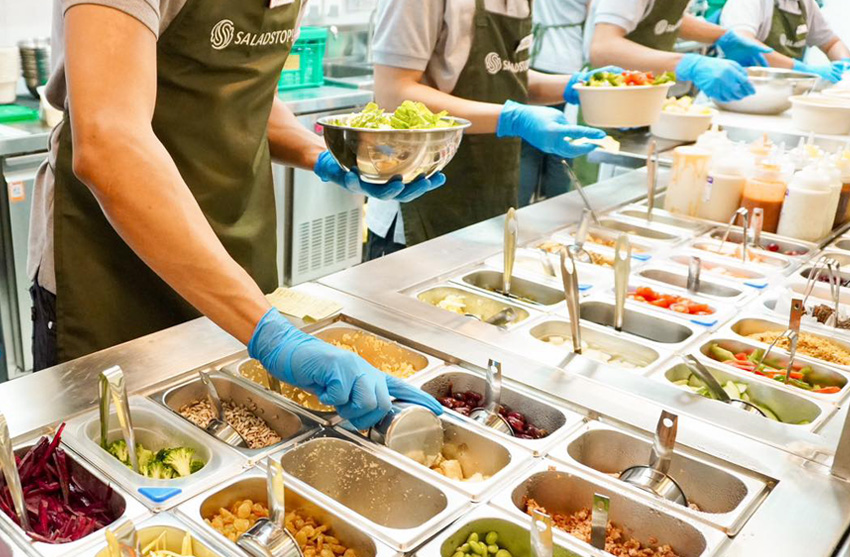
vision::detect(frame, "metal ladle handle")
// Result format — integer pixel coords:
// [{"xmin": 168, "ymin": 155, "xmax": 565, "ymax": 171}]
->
[
  {"xmin": 717, "ymin": 207, "xmax": 748, "ymax": 259},
  {"xmin": 504, "ymin": 208, "xmax": 518, "ymax": 296},
  {"xmin": 483, "ymin": 359, "xmax": 503, "ymax": 417},
  {"xmin": 530, "ymin": 509, "xmax": 554, "ymax": 557},
  {"xmin": 267, "ymin": 457, "xmax": 286, "ymax": 526},
  {"xmin": 646, "ymin": 140, "xmax": 658, "ymax": 223},
  {"xmin": 560, "ymin": 248, "xmax": 582, "ymax": 355},
  {"xmin": 687, "ymin": 256, "xmax": 701, "ymax": 294},
  {"xmin": 0, "ymin": 414, "xmax": 30, "ymax": 532},
  {"xmin": 562, "ymin": 160, "xmax": 600, "ymax": 224},
  {"xmin": 590, "ymin": 493, "xmax": 610, "ymax": 550},
  {"xmin": 739, "ymin": 209, "xmax": 750, "ymax": 264},
  {"xmin": 575, "ymin": 208, "xmax": 592, "ymax": 249},
  {"xmin": 613, "ymin": 234, "xmax": 631, "ymax": 332},
  {"xmin": 199, "ymin": 370, "xmax": 226, "ymax": 422},
  {"xmin": 649, "ymin": 411, "xmax": 678, "ymax": 476},
  {"xmin": 99, "ymin": 366, "xmax": 139, "ymax": 473},
  {"xmin": 750, "ymin": 208, "xmax": 763, "ymax": 248},
  {"xmin": 683, "ymin": 355, "xmax": 731, "ymax": 403}
]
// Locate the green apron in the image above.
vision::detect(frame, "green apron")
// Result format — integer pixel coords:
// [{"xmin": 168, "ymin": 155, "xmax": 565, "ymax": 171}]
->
[
  {"xmin": 401, "ymin": 0, "xmax": 531, "ymax": 245},
  {"xmin": 765, "ymin": 0, "xmax": 809, "ymax": 60},
  {"xmin": 624, "ymin": 0, "xmax": 692, "ymax": 51},
  {"xmin": 52, "ymin": 0, "xmax": 302, "ymax": 362}
]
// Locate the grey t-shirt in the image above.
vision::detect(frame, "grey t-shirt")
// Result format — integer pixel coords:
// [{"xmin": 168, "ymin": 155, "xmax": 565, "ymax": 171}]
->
[{"xmin": 720, "ymin": 0, "xmax": 836, "ymax": 49}]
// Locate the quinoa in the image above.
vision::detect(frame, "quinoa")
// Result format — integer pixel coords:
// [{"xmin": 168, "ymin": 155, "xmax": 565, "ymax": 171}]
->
[{"xmin": 747, "ymin": 331, "xmax": 850, "ymax": 366}]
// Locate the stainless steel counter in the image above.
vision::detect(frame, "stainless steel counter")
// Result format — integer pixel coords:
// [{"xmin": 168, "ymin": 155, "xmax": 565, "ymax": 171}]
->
[{"xmin": 0, "ymin": 86, "xmax": 372, "ymax": 158}]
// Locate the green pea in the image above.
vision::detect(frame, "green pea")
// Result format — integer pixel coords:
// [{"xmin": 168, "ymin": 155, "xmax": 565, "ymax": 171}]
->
[
  {"xmin": 459, "ymin": 544, "xmax": 470, "ymax": 553},
  {"xmin": 485, "ymin": 532, "xmax": 499, "ymax": 546},
  {"xmin": 470, "ymin": 541, "xmax": 486, "ymax": 555},
  {"xmin": 496, "ymin": 551, "xmax": 512, "ymax": 557},
  {"xmin": 467, "ymin": 533, "xmax": 479, "ymax": 543},
  {"xmin": 488, "ymin": 545, "xmax": 499, "ymax": 554}
]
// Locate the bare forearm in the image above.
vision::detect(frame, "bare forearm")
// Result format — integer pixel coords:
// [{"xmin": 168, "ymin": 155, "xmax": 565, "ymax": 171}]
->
[
  {"xmin": 268, "ymin": 98, "xmax": 325, "ymax": 169},
  {"xmin": 73, "ymin": 126, "xmax": 272, "ymax": 344},
  {"xmin": 527, "ymin": 70, "xmax": 569, "ymax": 105},
  {"xmin": 375, "ymin": 66, "xmax": 502, "ymax": 133},
  {"xmin": 826, "ymin": 38, "xmax": 850, "ymax": 61},
  {"xmin": 590, "ymin": 27, "xmax": 683, "ymax": 72},
  {"xmin": 679, "ymin": 14, "xmax": 725, "ymax": 44}
]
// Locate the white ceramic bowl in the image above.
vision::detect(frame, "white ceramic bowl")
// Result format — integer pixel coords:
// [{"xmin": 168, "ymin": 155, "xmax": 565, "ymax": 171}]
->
[
  {"xmin": 822, "ymin": 87, "xmax": 850, "ymax": 101},
  {"xmin": 650, "ymin": 107, "xmax": 716, "ymax": 142},
  {"xmin": 575, "ymin": 82, "xmax": 674, "ymax": 128},
  {"xmin": 789, "ymin": 94, "xmax": 850, "ymax": 135}
]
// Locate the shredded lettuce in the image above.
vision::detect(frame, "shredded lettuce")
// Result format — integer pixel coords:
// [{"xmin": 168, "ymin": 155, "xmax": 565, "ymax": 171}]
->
[{"xmin": 338, "ymin": 101, "xmax": 456, "ymax": 129}]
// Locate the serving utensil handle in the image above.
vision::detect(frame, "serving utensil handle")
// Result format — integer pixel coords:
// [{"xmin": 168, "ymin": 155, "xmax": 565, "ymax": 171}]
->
[
  {"xmin": 99, "ymin": 366, "xmax": 139, "ymax": 473},
  {"xmin": 560, "ymin": 248, "xmax": 583, "ymax": 354},
  {"xmin": 649, "ymin": 411, "xmax": 678, "ymax": 476},
  {"xmin": 503, "ymin": 208, "xmax": 518, "ymax": 296},
  {"xmin": 0, "ymin": 414, "xmax": 30, "ymax": 532},
  {"xmin": 613, "ymin": 234, "xmax": 631, "ymax": 332}
]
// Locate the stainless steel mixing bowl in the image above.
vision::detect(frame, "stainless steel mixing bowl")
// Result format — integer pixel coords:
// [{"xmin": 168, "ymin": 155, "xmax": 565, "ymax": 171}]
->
[
  {"xmin": 716, "ymin": 67, "xmax": 819, "ymax": 115},
  {"xmin": 318, "ymin": 115, "xmax": 471, "ymax": 184}
]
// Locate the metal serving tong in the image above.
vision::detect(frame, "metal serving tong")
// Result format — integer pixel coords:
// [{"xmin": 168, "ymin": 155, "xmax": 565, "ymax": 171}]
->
[
  {"xmin": 619, "ymin": 411, "xmax": 688, "ymax": 507},
  {"xmin": 687, "ymin": 256, "xmax": 702, "ymax": 295},
  {"xmin": 464, "ymin": 307, "xmax": 518, "ymax": 328},
  {"xmin": 568, "ymin": 209, "xmax": 594, "ymax": 264},
  {"xmin": 757, "ymin": 299, "xmax": 803, "ymax": 386},
  {"xmin": 750, "ymin": 208, "xmax": 764, "ymax": 249},
  {"xmin": 646, "ymin": 140, "xmax": 658, "ymax": 223},
  {"xmin": 503, "ymin": 208, "xmax": 518, "ymax": 298},
  {"xmin": 198, "ymin": 370, "xmax": 247, "ymax": 448},
  {"xmin": 560, "ymin": 248, "xmax": 583, "ymax": 355},
  {"xmin": 530, "ymin": 508, "xmax": 554, "ymax": 557},
  {"xmin": 590, "ymin": 493, "xmax": 610, "ymax": 551},
  {"xmin": 716, "ymin": 208, "xmax": 749, "ymax": 263},
  {"xmin": 613, "ymin": 234, "xmax": 631, "ymax": 333},
  {"xmin": 469, "ymin": 360, "xmax": 514, "ymax": 436},
  {"xmin": 105, "ymin": 519, "xmax": 142, "ymax": 557},
  {"xmin": 0, "ymin": 413, "xmax": 30, "ymax": 532},
  {"xmin": 561, "ymin": 159, "xmax": 600, "ymax": 224},
  {"xmin": 99, "ymin": 366, "xmax": 139, "ymax": 473},
  {"xmin": 802, "ymin": 255, "xmax": 842, "ymax": 328},
  {"xmin": 682, "ymin": 355, "xmax": 766, "ymax": 417},
  {"xmin": 237, "ymin": 458, "xmax": 303, "ymax": 557},
  {"xmin": 537, "ymin": 248, "xmax": 557, "ymax": 278}
]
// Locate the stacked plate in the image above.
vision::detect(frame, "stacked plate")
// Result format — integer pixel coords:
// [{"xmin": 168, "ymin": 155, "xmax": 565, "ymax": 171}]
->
[
  {"xmin": 0, "ymin": 46, "xmax": 19, "ymax": 104},
  {"xmin": 18, "ymin": 38, "xmax": 50, "ymax": 97}
]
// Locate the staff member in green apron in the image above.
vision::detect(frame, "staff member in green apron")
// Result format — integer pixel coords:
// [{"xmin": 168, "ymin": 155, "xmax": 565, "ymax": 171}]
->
[
  {"xmin": 28, "ymin": 0, "xmax": 443, "ymax": 429},
  {"xmin": 518, "ymin": 0, "xmax": 591, "ymax": 208},
  {"xmin": 365, "ymin": 0, "xmax": 612, "ymax": 255},
  {"xmin": 584, "ymin": 0, "xmax": 770, "ymax": 102},
  {"xmin": 720, "ymin": 0, "xmax": 850, "ymax": 82}
]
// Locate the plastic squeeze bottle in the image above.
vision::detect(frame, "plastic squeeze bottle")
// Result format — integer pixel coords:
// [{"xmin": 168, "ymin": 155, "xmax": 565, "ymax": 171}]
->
[
  {"xmin": 740, "ymin": 161, "xmax": 790, "ymax": 233},
  {"xmin": 697, "ymin": 148, "xmax": 748, "ymax": 223},
  {"xmin": 777, "ymin": 165, "xmax": 838, "ymax": 242},
  {"xmin": 664, "ymin": 146, "xmax": 713, "ymax": 217},
  {"xmin": 834, "ymin": 152, "xmax": 850, "ymax": 228}
]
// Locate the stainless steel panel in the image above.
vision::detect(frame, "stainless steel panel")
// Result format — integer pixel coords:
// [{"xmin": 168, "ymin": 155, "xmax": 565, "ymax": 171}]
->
[
  {"xmin": 616, "ymin": 208, "xmax": 709, "ymax": 233},
  {"xmin": 637, "ymin": 268, "xmax": 744, "ymax": 300},
  {"xmin": 413, "ymin": 285, "xmax": 533, "ymax": 329},
  {"xmin": 458, "ymin": 269, "xmax": 565, "ymax": 309},
  {"xmin": 153, "ymin": 372, "xmax": 319, "ymax": 461},
  {"xmin": 596, "ymin": 218, "xmax": 681, "ymax": 242},
  {"xmin": 579, "ymin": 301, "xmax": 695, "ymax": 344}
]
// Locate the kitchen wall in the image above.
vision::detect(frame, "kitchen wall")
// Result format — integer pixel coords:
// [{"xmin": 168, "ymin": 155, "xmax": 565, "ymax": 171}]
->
[{"xmin": 0, "ymin": 0, "xmax": 51, "ymax": 47}]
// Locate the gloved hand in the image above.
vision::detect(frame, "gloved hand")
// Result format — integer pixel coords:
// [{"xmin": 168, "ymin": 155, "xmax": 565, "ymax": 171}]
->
[
  {"xmin": 497, "ymin": 101, "xmax": 606, "ymax": 159},
  {"xmin": 314, "ymin": 150, "xmax": 447, "ymax": 203},
  {"xmin": 793, "ymin": 59, "xmax": 846, "ymax": 83},
  {"xmin": 563, "ymin": 65, "xmax": 625, "ymax": 105},
  {"xmin": 715, "ymin": 30, "xmax": 772, "ymax": 67},
  {"xmin": 249, "ymin": 309, "xmax": 443, "ymax": 429},
  {"xmin": 676, "ymin": 54, "xmax": 755, "ymax": 102}
]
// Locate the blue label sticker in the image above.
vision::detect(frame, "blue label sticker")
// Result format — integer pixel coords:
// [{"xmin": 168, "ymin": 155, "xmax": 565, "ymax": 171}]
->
[
  {"xmin": 138, "ymin": 487, "xmax": 182, "ymax": 503},
  {"xmin": 744, "ymin": 281, "xmax": 768, "ymax": 289},
  {"xmin": 579, "ymin": 284, "xmax": 592, "ymax": 291},
  {"xmin": 632, "ymin": 254, "xmax": 652, "ymax": 262},
  {"xmin": 690, "ymin": 318, "xmax": 718, "ymax": 328}
]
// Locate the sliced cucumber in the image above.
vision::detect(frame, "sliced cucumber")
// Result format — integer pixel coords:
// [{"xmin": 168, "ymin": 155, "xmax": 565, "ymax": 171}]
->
[
  {"xmin": 688, "ymin": 374, "xmax": 706, "ymax": 389},
  {"xmin": 754, "ymin": 403, "xmax": 780, "ymax": 422},
  {"xmin": 723, "ymin": 381, "xmax": 741, "ymax": 400}
]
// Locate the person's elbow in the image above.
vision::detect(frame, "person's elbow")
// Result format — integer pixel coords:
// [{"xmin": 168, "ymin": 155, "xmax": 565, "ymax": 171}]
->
[
  {"xmin": 374, "ymin": 65, "xmax": 421, "ymax": 109},
  {"xmin": 71, "ymin": 114, "xmax": 141, "ymax": 190},
  {"xmin": 589, "ymin": 29, "xmax": 617, "ymax": 68}
]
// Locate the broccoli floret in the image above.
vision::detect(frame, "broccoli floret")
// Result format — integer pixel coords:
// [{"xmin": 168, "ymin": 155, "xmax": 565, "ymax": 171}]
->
[
  {"xmin": 107, "ymin": 440, "xmax": 130, "ymax": 465},
  {"xmin": 146, "ymin": 460, "xmax": 175, "ymax": 480},
  {"xmin": 190, "ymin": 460, "xmax": 205, "ymax": 474},
  {"xmin": 154, "ymin": 448, "xmax": 170, "ymax": 462},
  {"xmin": 162, "ymin": 447, "xmax": 197, "ymax": 478},
  {"xmin": 136, "ymin": 445, "xmax": 155, "ymax": 469}
]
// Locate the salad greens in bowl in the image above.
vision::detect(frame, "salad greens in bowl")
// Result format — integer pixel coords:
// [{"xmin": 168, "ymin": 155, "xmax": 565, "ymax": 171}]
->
[
  {"xmin": 574, "ymin": 70, "xmax": 677, "ymax": 128},
  {"xmin": 320, "ymin": 101, "xmax": 471, "ymax": 184}
]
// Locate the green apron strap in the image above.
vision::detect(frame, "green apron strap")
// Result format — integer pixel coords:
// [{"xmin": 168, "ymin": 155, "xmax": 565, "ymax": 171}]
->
[
  {"xmin": 625, "ymin": 0, "xmax": 692, "ymax": 51},
  {"xmin": 531, "ymin": 21, "xmax": 584, "ymax": 62},
  {"xmin": 51, "ymin": 0, "xmax": 302, "ymax": 362},
  {"xmin": 401, "ymin": 0, "xmax": 532, "ymax": 246},
  {"xmin": 766, "ymin": 0, "xmax": 809, "ymax": 60}
]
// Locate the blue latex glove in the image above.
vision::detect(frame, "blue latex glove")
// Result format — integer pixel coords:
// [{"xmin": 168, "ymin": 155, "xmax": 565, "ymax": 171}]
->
[
  {"xmin": 793, "ymin": 59, "xmax": 846, "ymax": 83},
  {"xmin": 248, "ymin": 309, "xmax": 443, "ymax": 429},
  {"xmin": 715, "ymin": 30, "xmax": 772, "ymax": 67},
  {"xmin": 563, "ymin": 65, "xmax": 625, "ymax": 105},
  {"xmin": 314, "ymin": 150, "xmax": 447, "ymax": 203},
  {"xmin": 676, "ymin": 54, "xmax": 755, "ymax": 102},
  {"xmin": 497, "ymin": 101, "xmax": 606, "ymax": 159}
]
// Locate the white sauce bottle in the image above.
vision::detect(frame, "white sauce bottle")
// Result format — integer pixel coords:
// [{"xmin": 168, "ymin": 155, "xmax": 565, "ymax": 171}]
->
[{"xmin": 777, "ymin": 165, "xmax": 838, "ymax": 242}]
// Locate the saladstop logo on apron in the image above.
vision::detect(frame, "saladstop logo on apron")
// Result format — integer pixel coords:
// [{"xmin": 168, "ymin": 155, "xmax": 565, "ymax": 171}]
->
[{"xmin": 210, "ymin": 18, "xmax": 297, "ymax": 50}]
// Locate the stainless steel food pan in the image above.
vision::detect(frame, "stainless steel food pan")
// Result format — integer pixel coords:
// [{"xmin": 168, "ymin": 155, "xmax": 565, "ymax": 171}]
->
[
  {"xmin": 707, "ymin": 229, "xmax": 814, "ymax": 258},
  {"xmin": 613, "ymin": 207, "xmax": 711, "ymax": 234},
  {"xmin": 414, "ymin": 285, "xmax": 533, "ymax": 329},
  {"xmin": 833, "ymin": 238, "xmax": 850, "ymax": 252},
  {"xmin": 336, "ymin": 414, "xmax": 533, "ymax": 503},
  {"xmin": 153, "ymin": 372, "xmax": 319, "ymax": 462},
  {"xmin": 696, "ymin": 337, "xmax": 850, "ymax": 402},
  {"xmin": 491, "ymin": 461, "xmax": 725, "ymax": 557},
  {"xmin": 176, "ymin": 468, "xmax": 397, "ymax": 557},
  {"xmin": 88, "ymin": 513, "xmax": 221, "ymax": 557},
  {"xmin": 275, "ymin": 429, "xmax": 469, "ymax": 551},
  {"xmin": 62, "ymin": 396, "xmax": 244, "ymax": 511},
  {"xmin": 688, "ymin": 240, "xmax": 791, "ymax": 271},
  {"xmin": 661, "ymin": 360, "xmax": 831, "ymax": 430},
  {"xmin": 526, "ymin": 318, "xmax": 663, "ymax": 373},
  {"xmin": 411, "ymin": 367, "xmax": 582, "ymax": 456},
  {"xmin": 579, "ymin": 300, "xmax": 698, "ymax": 348},
  {"xmin": 483, "ymin": 249, "xmax": 612, "ymax": 294},
  {"xmin": 541, "ymin": 226, "xmax": 658, "ymax": 259},
  {"xmin": 668, "ymin": 252, "xmax": 770, "ymax": 287},
  {"xmin": 551, "ymin": 421, "xmax": 769, "ymax": 534},
  {"xmin": 637, "ymin": 266, "xmax": 747, "ymax": 302},
  {"xmin": 727, "ymin": 315, "xmax": 850, "ymax": 373},
  {"xmin": 457, "ymin": 269, "xmax": 565, "ymax": 309},
  {"xmin": 0, "ymin": 433, "xmax": 148, "ymax": 557},
  {"xmin": 596, "ymin": 217, "xmax": 681, "ymax": 242}
]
